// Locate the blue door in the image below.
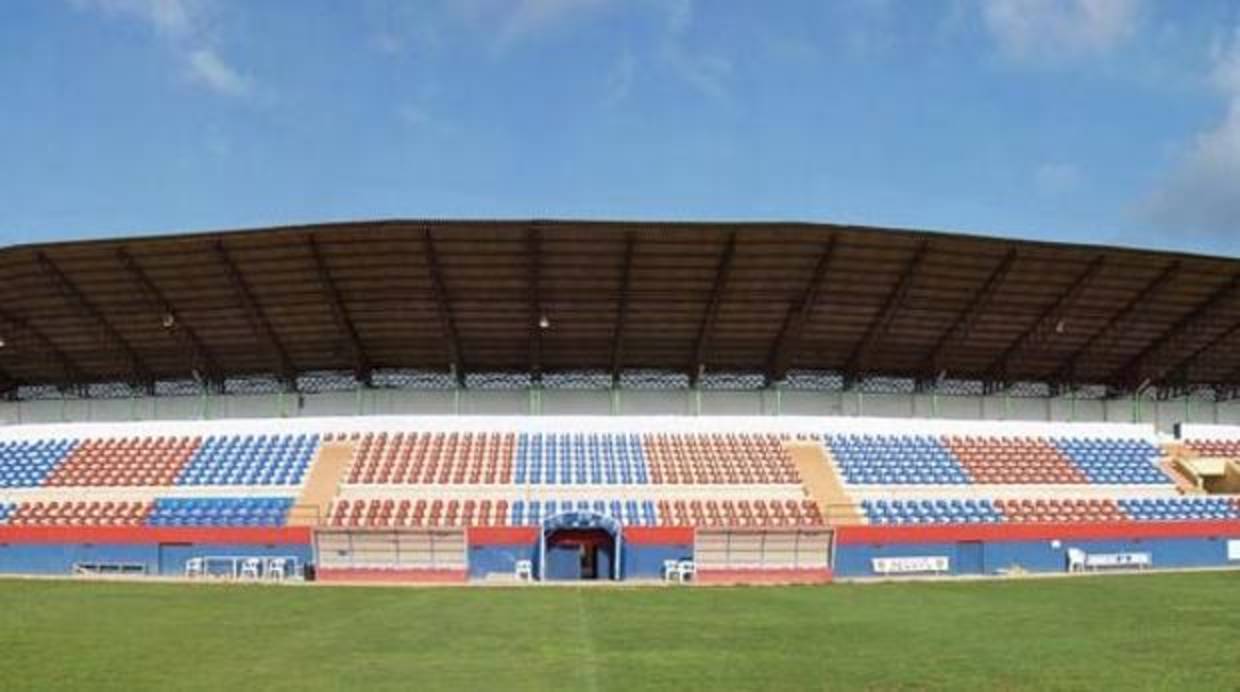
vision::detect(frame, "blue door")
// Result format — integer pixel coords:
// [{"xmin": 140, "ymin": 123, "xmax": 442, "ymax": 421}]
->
[
  {"xmin": 546, "ymin": 545, "xmax": 582, "ymax": 580},
  {"xmin": 957, "ymin": 541, "xmax": 984, "ymax": 574}
]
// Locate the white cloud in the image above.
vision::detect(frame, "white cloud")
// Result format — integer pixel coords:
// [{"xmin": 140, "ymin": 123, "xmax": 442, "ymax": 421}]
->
[
  {"xmin": 498, "ymin": 0, "xmax": 609, "ymax": 45},
  {"xmin": 664, "ymin": 43, "xmax": 731, "ymax": 100},
  {"xmin": 982, "ymin": 0, "xmax": 1141, "ymax": 61},
  {"xmin": 654, "ymin": 0, "xmax": 732, "ymax": 100},
  {"xmin": 71, "ymin": 0, "xmax": 202, "ymax": 38},
  {"xmin": 397, "ymin": 104, "xmax": 431, "ymax": 127},
  {"xmin": 1211, "ymin": 26, "xmax": 1240, "ymax": 94},
  {"xmin": 187, "ymin": 48, "xmax": 249, "ymax": 96},
  {"xmin": 1143, "ymin": 100, "xmax": 1240, "ymax": 237},
  {"xmin": 71, "ymin": 0, "xmax": 254, "ymax": 98},
  {"xmin": 1142, "ymin": 26, "xmax": 1240, "ymax": 237},
  {"xmin": 603, "ymin": 50, "xmax": 636, "ymax": 106},
  {"xmin": 1034, "ymin": 162, "xmax": 1081, "ymax": 195}
]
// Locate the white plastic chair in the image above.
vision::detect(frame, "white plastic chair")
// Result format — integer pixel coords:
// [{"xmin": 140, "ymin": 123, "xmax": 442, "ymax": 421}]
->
[
  {"xmin": 1066, "ymin": 548, "xmax": 1087, "ymax": 573},
  {"xmin": 240, "ymin": 558, "xmax": 262, "ymax": 580},
  {"xmin": 265, "ymin": 558, "xmax": 287, "ymax": 581},
  {"xmin": 663, "ymin": 559, "xmax": 681, "ymax": 582},
  {"xmin": 677, "ymin": 560, "xmax": 696, "ymax": 583},
  {"xmin": 184, "ymin": 557, "xmax": 205, "ymax": 579},
  {"xmin": 515, "ymin": 559, "xmax": 533, "ymax": 582}
]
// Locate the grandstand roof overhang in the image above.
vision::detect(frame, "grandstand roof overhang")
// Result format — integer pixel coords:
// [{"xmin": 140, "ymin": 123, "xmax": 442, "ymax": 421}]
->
[{"xmin": 1, "ymin": 219, "xmax": 1238, "ymax": 399}]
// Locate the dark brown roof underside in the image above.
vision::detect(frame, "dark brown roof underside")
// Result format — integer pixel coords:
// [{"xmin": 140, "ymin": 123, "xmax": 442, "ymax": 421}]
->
[{"xmin": 0, "ymin": 219, "xmax": 1237, "ymax": 395}]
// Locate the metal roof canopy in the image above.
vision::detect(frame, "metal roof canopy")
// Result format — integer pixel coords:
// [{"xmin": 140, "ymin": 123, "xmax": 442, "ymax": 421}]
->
[{"xmin": 0, "ymin": 219, "xmax": 1238, "ymax": 399}]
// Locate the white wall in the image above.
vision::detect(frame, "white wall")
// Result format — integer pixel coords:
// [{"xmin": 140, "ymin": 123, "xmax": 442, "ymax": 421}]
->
[{"xmin": 2, "ymin": 388, "xmax": 1238, "ymax": 433}]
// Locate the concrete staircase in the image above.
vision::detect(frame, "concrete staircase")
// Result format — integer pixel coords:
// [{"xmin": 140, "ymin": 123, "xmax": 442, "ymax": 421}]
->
[
  {"xmin": 785, "ymin": 440, "xmax": 863, "ymax": 526},
  {"xmin": 288, "ymin": 441, "xmax": 356, "ymax": 527},
  {"xmin": 1161, "ymin": 443, "xmax": 1205, "ymax": 495}
]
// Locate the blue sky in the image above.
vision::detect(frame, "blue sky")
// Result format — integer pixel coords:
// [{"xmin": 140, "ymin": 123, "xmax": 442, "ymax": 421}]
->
[{"xmin": 0, "ymin": 0, "xmax": 1237, "ymax": 255}]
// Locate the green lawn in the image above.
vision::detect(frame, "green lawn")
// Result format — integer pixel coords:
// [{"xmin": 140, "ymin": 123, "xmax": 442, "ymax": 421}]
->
[{"xmin": 1, "ymin": 572, "xmax": 1238, "ymax": 691}]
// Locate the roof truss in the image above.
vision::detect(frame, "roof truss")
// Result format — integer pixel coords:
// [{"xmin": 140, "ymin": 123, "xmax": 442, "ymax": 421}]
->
[
  {"xmin": 1109, "ymin": 272, "xmax": 1240, "ymax": 391},
  {"xmin": 37, "ymin": 251, "xmax": 153, "ymax": 389},
  {"xmin": 307, "ymin": 235, "xmax": 371, "ymax": 385},
  {"xmin": 609, "ymin": 232, "xmax": 637, "ymax": 382},
  {"xmin": 984, "ymin": 254, "xmax": 1106, "ymax": 390},
  {"xmin": 918, "ymin": 248, "xmax": 1018, "ymax": 383},
  {"xmin": 0, "ymin": 306, "xmax": 85, "ymax": 390},
  {"xmin": 689, "ymin": 232, "xmax": 738, "ymax": 384},
  {"xmin": 527, "ymin": 227, "xmax": 544, "ymax": 380},
  {"xmin": 212, "ymin": 241, "xmax": 296, "ymax": 387},
  {"xmin": 421, "ymin": 227, "xmax": 465, "ymax": 386},
  {"xmin": 765, "ymin": 235, "xmax": 838, "ymax": 384},
  {"xmin": 844, "ymin": 241, "xmax": 930, "ymax": 385},
  {"xmin": 116, "ymin": 246, "xmax": 220, "ymax": 386},
  {"xmin": 1050, "ymin": 260, "xmax": 1181, "ymax": 387}
]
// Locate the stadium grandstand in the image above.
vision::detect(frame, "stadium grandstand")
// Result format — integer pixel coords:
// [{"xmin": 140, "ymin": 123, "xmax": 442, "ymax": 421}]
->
[{"xmin": 1, "ymin": 219, "xmax": 1239, "ymax": 582}]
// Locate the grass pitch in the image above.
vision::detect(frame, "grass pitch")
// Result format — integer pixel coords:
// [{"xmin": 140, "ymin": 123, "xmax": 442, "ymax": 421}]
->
[{"xmin": 2, "ymin": 571, "xmax": 1238, "ymax": 691}]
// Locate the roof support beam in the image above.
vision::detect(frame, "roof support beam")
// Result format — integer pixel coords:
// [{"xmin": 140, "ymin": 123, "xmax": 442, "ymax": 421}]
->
[
  {"xmin": 1158, "ymin": 318, "xmax": 1240, "ymax": 390},
  {"xmin": 1214, "ymin": 362, "xmax": 1240, "ymax": 401},
  {"xmin": 0, "ymin": 307, "xmax": 85, "ymax": 391},
  {"xmin": 306, "ymin": 235, "xmax": 371, "ymax": 386},
  {"xmin": 422, "ymin": 227, "xmax": 465, "ymax": 386},
  {"xmin": 917, "ymin": 248, "xmax": 1018, "ymax": 380},
  {"xmin": 765, "ymin": 235, "xmax": 838, "ymax": 384},
  {"xmin": 212, "ymin": 241, "xmax": 296, "ymax": 388},
  {"xmin": 1108, "ymin": 271, "xmax": 1240, "ymax": 392},
  {"xmin": 527, "ymin": 227, "xmax": 544, "ymax": 381},
  {"xmin": 0, "ymin": 364, "xmax": 17, "ymax": 397},
  {"xmin": 689, "ymin": 232, "xmax": 738, "ymax": 385},
  {"xmin": 1049, "ymin": 260, "xmax": 1181, "ymax": 387},
  {"xmin": 609, "ymin": 232, "xmax": 637, "ymax": 383},
  {"xmin": 36, "ymin": 251, "xmax": 153, "ymax": 390},
  {"xmin": 116, "ymin": 247, "xmax": 221, "ymax": 388},
  {"xmin": 843, "ymin": 241, "xmax": 930, "ymax": 386},
  {"xmin": 983, "ymin": 255, "xmax": 1106, "ymax": 390}
]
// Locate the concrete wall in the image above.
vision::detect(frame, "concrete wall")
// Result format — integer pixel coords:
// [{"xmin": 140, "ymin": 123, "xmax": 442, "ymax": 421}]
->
[{"xmin": 4, "ymin": 388, "xmax": 1238, "ymax": 433}]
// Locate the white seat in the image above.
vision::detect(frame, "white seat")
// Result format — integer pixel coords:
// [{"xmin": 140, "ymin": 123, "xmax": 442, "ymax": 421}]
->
[
  {"xmin": 239, "ymin": 557, "xmax": 262, "ymax": 580},
  {"xmin": 184, "ymin": 557, "xmax": 205, "ymax": 579},
  {"xmin": 1066, "ymin": 548, "xmax": 1087, "ymax": 573},
  {"xmin": 514, "ymin": 559, "xmax": 533, "ymax": 581},
  {"xmin": 676, "ymin": 560, "xmax": 696, "ymax": 583},
  {"xmin": 663, "ymin": 559, "xmax": 681, "ymax": 582},
  {"xmin": 265, "ymin": 558, "xmax": 288, "ymax": 581}
]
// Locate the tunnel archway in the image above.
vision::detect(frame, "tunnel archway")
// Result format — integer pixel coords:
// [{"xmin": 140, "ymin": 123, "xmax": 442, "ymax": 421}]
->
[{"xmin": 538, "ymin": 511, "xmax": 623, "ymax": 581}]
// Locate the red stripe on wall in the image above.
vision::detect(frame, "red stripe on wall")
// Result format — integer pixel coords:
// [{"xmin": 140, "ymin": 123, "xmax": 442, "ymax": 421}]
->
[
  {"xmin": 836, "ymin": 520, "xmax": 1240, "ymax": 545},
  {"xmin": 626, "ymin": 526, "xmax": 694, "ymax": 545},
  {"xmin": 0, "ymin": 526, "xmax": 311, "ymax": 545},
  {"xmin": 467, "ymin": 526, "xmax": 538, "ymax": 545}
]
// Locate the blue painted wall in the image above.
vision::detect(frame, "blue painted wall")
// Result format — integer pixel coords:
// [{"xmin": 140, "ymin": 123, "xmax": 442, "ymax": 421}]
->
[
  {"xmin": 836, "ymin": 536, "xmax": 1239, "ymax": 577},
  {"xmin": 621, "ymin": 543, "xmax": 693, "ymax": 580},
  {"xmin": 468, "ymin": 544, "xmax": 537, "ymax": 579},
  {"xmin": 0, "ymin": 542, "xmax": 312, "ymax": 576}
]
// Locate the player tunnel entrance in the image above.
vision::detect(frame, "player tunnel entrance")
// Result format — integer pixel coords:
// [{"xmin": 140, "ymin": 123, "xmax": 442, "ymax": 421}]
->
[{"xmin": 539, "ymin": 511, "xmax": 622, "ymax": 581}]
